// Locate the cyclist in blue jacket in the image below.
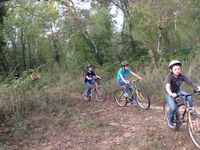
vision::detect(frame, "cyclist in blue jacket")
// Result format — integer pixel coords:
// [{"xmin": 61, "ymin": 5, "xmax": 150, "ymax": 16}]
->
[{"xmin": 116, "ymin": 61, "xmax": 142, "ymax": 99}]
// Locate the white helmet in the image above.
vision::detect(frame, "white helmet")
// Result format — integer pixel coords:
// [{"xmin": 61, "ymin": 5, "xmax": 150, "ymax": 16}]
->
[{"xmin": 168, "ymin": 60, "xmax": 182, "ymax": 69}]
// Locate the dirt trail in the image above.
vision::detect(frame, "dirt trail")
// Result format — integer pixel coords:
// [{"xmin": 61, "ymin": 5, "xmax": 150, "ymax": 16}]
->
[{"xmin": 3, "ymin": 92, "xmax": 200, "ymax": 150}]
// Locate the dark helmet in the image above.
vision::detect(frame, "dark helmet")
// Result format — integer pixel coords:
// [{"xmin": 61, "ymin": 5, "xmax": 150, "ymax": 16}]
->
[
  {"xmin": 168, "ymin": 60, "xmax": 182, "ymax": 69},
  {"xmin": 121, "ymin": 61, "xmax": 129, "ymax": 67},
  {"xmin": 87, "ymin": 64, "xmax": 93, "ymax": 68}
]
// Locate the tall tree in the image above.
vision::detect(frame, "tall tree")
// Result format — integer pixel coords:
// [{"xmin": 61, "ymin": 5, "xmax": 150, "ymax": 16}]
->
[{"xmin": 0, "ymin": 1, "xmax": 9, "ymax": 73}]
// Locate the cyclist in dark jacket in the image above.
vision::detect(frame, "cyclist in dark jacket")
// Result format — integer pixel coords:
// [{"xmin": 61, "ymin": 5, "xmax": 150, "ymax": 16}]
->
[
  {"xmin": 164, "ymin": 60, "xmax": 200, "ymax": 129},
  {"xmin": 85, "ymin": 64, "xmax": 100, "ymax": 100}
]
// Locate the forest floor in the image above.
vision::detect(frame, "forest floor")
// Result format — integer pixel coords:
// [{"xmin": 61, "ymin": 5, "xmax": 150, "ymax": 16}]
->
[{"xmin": 0, "ymin": 91, "xmax": 200, "ymax": 150}]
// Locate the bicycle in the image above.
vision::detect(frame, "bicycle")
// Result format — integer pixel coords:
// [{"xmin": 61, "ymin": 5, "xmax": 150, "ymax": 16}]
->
[
  {"xmin": 163, "ymin": 90, "xmax": 200, "ymax": 148},
  {"xmin": 114, "ymin": 79, "xmax": 151, "ymax": 110},
  {"xmin": 82, "ymin": 77, "xmax": 107, "ymax": 102}
]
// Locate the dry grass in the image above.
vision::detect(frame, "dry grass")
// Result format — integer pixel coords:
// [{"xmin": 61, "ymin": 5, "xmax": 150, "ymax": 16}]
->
[{"xmin": 0, "ymin": 58, "xmax": 200, "ymax": 149}]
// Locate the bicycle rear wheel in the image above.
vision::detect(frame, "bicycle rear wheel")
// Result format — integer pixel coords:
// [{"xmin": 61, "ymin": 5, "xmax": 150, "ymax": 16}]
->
[
  {"xmin": 187, "ymin": 110, "xmax": 200, "ymax": 149},
  {"xmin": 82, "ymin": 87, "xmax": 90, "ymax": 101},
  {"xmin": 114, "ymin": 89, "xmax": 127, "ymax": 107},
  {"xmin": 95, "ymin": 86, "xmax": 107, "ymax": 102},
  {"xmin": 135, "ymin": 89, "xmax": 150, "ymax": 110}
]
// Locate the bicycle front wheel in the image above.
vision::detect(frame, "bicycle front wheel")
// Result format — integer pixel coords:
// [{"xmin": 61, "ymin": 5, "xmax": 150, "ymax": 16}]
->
[
  {"xmin": 187, "ymin": 111, "xmax": 200, "ymax": 149},
  {"xmin": 95, "ymin": 86, "xmax": 107, "ymax": 102},
  {"xmin": 135, "ymin": 89, "xmax": 150, "ymax": 110},
  {"xmin": 114, "ymin": 89, "xmax": 127, "ymax": 107}
]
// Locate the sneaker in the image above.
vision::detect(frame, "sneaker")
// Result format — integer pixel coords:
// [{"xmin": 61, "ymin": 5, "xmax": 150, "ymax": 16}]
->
[
  {"xmin": 124, "ymin": 93, "xmax": 128, "ymax": 97},
  {"xmin": 130, "ymin": 99, "xmax": 137, "ymax": 106},
  {"xmin": 88, "ymin": 95, "xmax": 91, "ymax": 101},
  {"xmin": 167, "ymin": 118, "xmax": 175, "ymax": 129},
  {"xmin": 85, "ymin": 95, "xmax": 91, "ymax": 101}
]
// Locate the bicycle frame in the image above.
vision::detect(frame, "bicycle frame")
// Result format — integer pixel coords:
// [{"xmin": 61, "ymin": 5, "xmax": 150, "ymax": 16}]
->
[
  {"xmin": 127, "ymin": 79, "xmax": 140, "ymax": 100},
  {"xmin": 174, "ymin": 91, "xmax": 200, "ymax": 127},
  {"xmin": 92, "ymin": 82, "xmax": 98, "ymax": 94},
  {"xmin": 83, "ymin": 77, "xmax": 106, "ymax": 102},
  {"xmin": 175, "ymin": 99, "xmax": 191, "ymax": 126},
  {"xmin": 114, "ymin": 79, "xmax": 150, "ymax": 109},
  {"xmin": 91, "ymin": 78, "xmax": 101, "ymax": 95}
]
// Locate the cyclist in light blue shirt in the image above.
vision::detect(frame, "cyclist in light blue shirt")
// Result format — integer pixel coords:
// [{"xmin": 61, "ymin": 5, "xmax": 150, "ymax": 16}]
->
[{"xmin": 116, "ymin": 61, "xmax": 142, "ymax": 97}]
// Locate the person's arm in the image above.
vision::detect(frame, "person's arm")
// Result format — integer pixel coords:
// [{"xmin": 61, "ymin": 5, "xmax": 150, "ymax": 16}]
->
[
  {"xmin": 86, "ymin": 76, "xmax": 93, "ymax": 80},
  {"xmin": 86, "ymin": 72, "xmax": 93, "ymax": 80},
  {"xmin": 165, "ymin": 75, "xmax": 177, "ymax": 98},
  {"xmin": 183, "ymin": 75, "xmax": 200, "ymax": 90},
  {"xmin": 95, "ymin": 75, "xmax": 101, "ymax": 79},
  {"xmin": 130, "ymin": 71, "xmax": 142, "ymax": 80},
  {"xmin": 91, "ymin": 71, "xmax": 100, "ymax": 79},
  {"xmin": 166, "ymin": 83, "xmax": 177, "ymax": 98},
  {"xmin": 198, "ymin": 86, "xmax": 200, "ymax": 91},
  {"xmin": 120, "ymin": 74, "xmax": 129, "ymax": 84}
]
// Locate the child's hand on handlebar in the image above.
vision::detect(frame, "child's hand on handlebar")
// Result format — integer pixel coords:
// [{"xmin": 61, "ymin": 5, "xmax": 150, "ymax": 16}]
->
[
  {"xmin": 197, "ymin": 86, "xmax": 200, "ymax": 92},
  {"xmin": 96, "ymin": 75, "xmax": 101, "ymax": 79},
  {"xmin": 125, "ymin": 80, "xmax": 130, "ymax": 84},
  {"xmin": 171, "ymin": 93, "xmax": 178, "ymax": 98},
  {"xmin": 138, "ymin": 77, "xmax": 142, "ymax": 81}
]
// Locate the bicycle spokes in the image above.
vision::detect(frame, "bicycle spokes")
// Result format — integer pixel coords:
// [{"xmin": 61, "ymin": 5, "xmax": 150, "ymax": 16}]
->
[
  {"xmin": 114, "ymin": 89, "xmax": 127, "ymax": 107},
  {"xmin": 94, "ymin": 86, "xmax": 107, "ymax": 102},
  {"xmin": 136, "ymin": 90, "xmax": 144, "ymax": 100},
  {"xmin": 135, "ymin": 89, "xmax": 150, "ymax": 110},
  {"xmin": 189, "ymin": 111, "xmax": 200, "ymax": 133}
]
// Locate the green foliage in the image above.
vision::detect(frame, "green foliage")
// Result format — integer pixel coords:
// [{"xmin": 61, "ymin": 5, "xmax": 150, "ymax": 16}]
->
[
  {"xmin": 0, "ymin": 70, "xmax": 75, "ymax": 127},
  {"xmin": 0, "ymin": 0, "xmax": 199, "ymax": 124},
  {"xmin": 1, "ymin": 0, "xmax": 199, "ymax": 76}
]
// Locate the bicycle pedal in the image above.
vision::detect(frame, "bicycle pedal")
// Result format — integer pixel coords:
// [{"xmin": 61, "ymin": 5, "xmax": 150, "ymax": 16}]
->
[{"xmin": 177, "ymin": 123, "xmax": 181, "ymax": 127}]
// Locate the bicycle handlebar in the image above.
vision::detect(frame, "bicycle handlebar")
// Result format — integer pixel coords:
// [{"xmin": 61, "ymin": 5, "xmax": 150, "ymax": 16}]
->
[
  {"xmin": 130, "ymin": 79, "xmax": 140, "ymax": 84},
  {"xmin": 92, "ymin": 76, "xmax": 101, "ymax": 80},
  {"xmin": 176, "ymin": 90, "xmax": 200, "ymax": 100}
]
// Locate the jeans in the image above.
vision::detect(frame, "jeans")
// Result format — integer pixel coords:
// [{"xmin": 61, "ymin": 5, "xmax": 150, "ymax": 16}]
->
[
  {"xmin": 117, "ymin": 79, "xmax": 132, "ymax": 96},
  {"xmin": 86, "ymin": 80, "xmax": 95, "ymax": 97},
  {"xmin": 164, "ymin": 90, "xmax": 193, "ymax": 123}
]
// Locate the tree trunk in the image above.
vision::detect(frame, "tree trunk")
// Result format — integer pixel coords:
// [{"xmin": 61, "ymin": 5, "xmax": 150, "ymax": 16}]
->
[
  {"xmin": 28, "ymin": 41, "xmax": 32, "ymax": 69},
  {"xmin": 51, "ymin": 32, "xmax": 60, "ymax": 65},
  {"xmin": 156, "ymin": 16, "xmax": 163, "ymax": 55},
  {"xmin": 20, "ymin": 30, "xmax": 26, "ymax": 70},
  {"xmin": 122, "ymin": 0, "xmax": 135, "ymax": 48},
  {"xmin": 64, "ymin": 0, "xmax": 99, "ymax": 55},
  {"xmin": 0, "ymin": 48, "xmax": 9, "ymax": 72},
  {"xmin": 35, "ymin": 39, "xmax": 40, "ymax": 67}
]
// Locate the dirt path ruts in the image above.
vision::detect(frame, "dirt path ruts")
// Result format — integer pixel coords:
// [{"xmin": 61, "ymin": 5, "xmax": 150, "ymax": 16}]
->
[{"xmin": 7, "ymin": 92, "xmax": 200, "ymax": 150}]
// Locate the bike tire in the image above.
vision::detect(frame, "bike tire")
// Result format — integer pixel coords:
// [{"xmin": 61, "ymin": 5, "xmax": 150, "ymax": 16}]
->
[
  {"xmin": 135, "ymin": 89, "xmax": 150, "ymax": 110},
  {"xmin": 95, "ymin": 86, "xmax": 107, "ymax": 102},
  {"xmin": 187, "ymin": 111, "xmax": 200, "ymax": 149},
  {"xmin": 114, "ymin": 89, "xmax": 127, "ymax": 107}
]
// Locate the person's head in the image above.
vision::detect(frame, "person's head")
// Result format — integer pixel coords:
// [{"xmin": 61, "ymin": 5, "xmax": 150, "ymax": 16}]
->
[
  {"xmin": 121, "ymin": 61, "xmax": 129, "ymax": 70},
  {"xmin": 87, "ymin": 64, "xmax": 93, "ymax": 71},
  {"xmin": 168, "ymin": 60, "xmax": 182, "ymax": 76}
]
